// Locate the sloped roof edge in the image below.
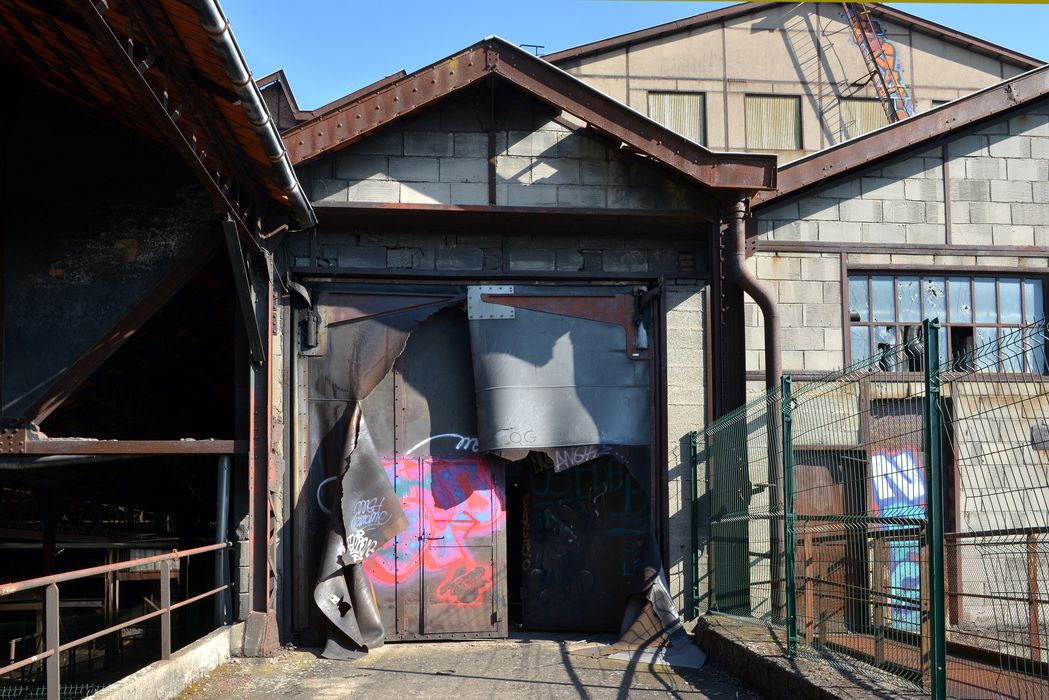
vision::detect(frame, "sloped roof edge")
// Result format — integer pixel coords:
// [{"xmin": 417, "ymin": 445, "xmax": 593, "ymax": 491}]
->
[
  {"xmin": 753, "ymin": 63, "xmax": 1049, "ymax": 208},
  {"xmin": 282, "ymin": 37, "xmax": 777, "ymax": 193},
  {"xmin": 543, "ymin": 1, "xmax": 1043, "ymax": 69}
]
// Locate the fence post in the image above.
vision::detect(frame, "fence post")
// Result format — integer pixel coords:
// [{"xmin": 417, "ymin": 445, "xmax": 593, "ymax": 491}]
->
[
  {"xmin": 690, "ymin": 430, "xmax": 701, "ymax": 620},
  {"xmin": 923, "ymin": 317, "xmax": 947, "ymax": 700},
  {"xmin": 160, "ymin": 559, "xmax": 172, "ymax": 660},
  {"xmin": 45, "ymin": 583, "xmax": 59, "ymax": 700},
  {"xmin": 781, "ymin": 375, "xmax": 797, "ymax": 658}
]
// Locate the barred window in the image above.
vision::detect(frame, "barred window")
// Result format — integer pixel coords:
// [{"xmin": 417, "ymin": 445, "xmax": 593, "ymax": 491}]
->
[
  {"xmin": 840, "ymin": 98, "xmax": 890, "ymax": 141},
  {"xmin": 647, "ymin": 92, "xmax": 706, "ymax": 146},
  {"xmin": 745, "ymin": 95, "xmax": 801, "ymax": 151},
  {"xmin": 848, "ymin": 274, "xmax": 1047, "ymax": 373}
]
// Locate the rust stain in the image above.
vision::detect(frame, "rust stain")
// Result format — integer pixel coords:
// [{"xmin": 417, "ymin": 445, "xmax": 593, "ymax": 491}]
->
[{"xmin": 48, "ymin": 267, "xmax": 64, "ymax": 278}]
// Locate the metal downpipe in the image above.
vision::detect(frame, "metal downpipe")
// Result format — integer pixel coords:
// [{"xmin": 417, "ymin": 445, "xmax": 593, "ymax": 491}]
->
[
  {"xmin": 191, "ymin": 0, "xmax": 318, "ymax": 228},
  {"xmin": 728, "ymin": 197, "xmax": 785, "ymax": 621},
  {"xmin": 728, "ymin": 198, "xmax": 781, "ymax": 391}
]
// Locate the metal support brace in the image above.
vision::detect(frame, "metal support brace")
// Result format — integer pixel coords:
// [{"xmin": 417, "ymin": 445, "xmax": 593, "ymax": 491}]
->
[
  {"xmin": 160, "ymin": 560, "xmax": 172, "ymax": 660},
  {"xmin": 923, "ymin": 318, "xmax": 947, "ymax": 700},
  {"xmin": 782, "ymin": 375, "xmax": 798, "ymax": 658}
]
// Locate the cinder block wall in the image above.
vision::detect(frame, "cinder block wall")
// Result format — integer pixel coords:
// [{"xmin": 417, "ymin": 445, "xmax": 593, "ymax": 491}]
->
[
  {"xmin": 751, "ymin": 99, "xmax": 1049, "ymax": 381},
  {"xmin": 298, "ymin": 85, "xmax": 705, "ymax": 212}
]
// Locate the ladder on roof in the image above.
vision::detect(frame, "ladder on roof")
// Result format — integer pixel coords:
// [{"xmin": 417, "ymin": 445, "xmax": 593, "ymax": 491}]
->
[{"xmin": 842, "ymin": 2, "xmax": 915, "ymax": 122}]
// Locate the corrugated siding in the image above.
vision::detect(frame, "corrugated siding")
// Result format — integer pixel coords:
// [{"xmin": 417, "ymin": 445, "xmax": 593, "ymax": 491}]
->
[
  {"xmin": 840, "ymin": 98, "xmax": 890, "ymax": 141},
  {"xmin": 647, "ymin": 92, "xmax": 705, "ymax": 145},
  {"xmin": 745, "ymin": 95, "xmax": 800, "ymax": 150}
]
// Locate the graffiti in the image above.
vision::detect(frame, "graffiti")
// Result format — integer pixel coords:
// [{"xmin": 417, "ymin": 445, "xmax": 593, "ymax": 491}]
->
[
  {"xmin": 316, "ymin": 475, "xmax": 339, "ymax": 516},
  {"xmin": 349, "ymin": 496, "xmax": 392, "ymax": 532},
  {"xmin": 494, "ymin": 428, "xmax": 537, "ymax": 446},
  {"xmin": 871, "ymin": 450, "xmax": 925, "ymax": 630},
  {"xmin": 361, "ymin": 446, "xmax": 505, "ymax": 610},
  {"xmin": 553, "ymin": 445, "xmax": 599, "ymax": 472},
  {"xmin": 345, "ymin": 529, "xmax": 379, "ymax": 563},
  {"xmin": 844, "ymin": 8, "xmax": 915, "ymax": 119},
  {"xmin": 888, "ymin": 539, "xmax": 922, "ymax": 631},
  {"xmin": 406, "ymin": 433, "xmax": 479, "ymax": 455},
  {"xmin": 435, "ymin": 564, "xmax": 494, "ymax": 606},
  {"xmin": 871, "ymin": 450, "xmax": 925, "ymax": 523}
]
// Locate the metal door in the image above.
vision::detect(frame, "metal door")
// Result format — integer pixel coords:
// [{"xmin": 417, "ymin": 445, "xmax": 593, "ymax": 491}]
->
[{"xmin": 360, "ymin": 307, "xmax": 507, "ymax": 639}]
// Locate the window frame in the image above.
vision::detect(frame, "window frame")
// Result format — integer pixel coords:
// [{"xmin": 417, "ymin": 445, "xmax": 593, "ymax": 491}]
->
[
  {"xmin": 846, "ymin": 270, "xmax": 1049, "ymax": 375},
  {"xmin": 743, "ymin": 93, "xmax": 802, "ymax": 152},
  {"xmin": 839, "ymin": 97, "xmax": 890, "ymax": 141},
  {"xmin": 646, "ymin": 90, "xmax": 707, "ymax": 147}
]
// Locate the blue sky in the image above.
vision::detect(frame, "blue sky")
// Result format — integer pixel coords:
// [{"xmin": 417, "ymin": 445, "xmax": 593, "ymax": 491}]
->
[{"xmin": 222, "ymin": 1, "xmax": 1048, "ymax": 110}]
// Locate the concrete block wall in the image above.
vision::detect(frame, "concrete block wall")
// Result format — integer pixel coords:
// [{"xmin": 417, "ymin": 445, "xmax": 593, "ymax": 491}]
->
[
  {"xmin": 743, "ymin": 252, "xmax": 844, "ymax": 373},
  {"xmin": 757, "ymin": 148, "xmax": 947, "ymax": 244},
  {"xmin": 286, "ymin": 228, "xmax": 707, "ymax": 278},
  {"xmin": 949, "ymin": 381, "xmax": 1049, "ymax": 630},
  {"xmin": 298, "ymin": 87, "xmax": 705, "ymax": 211},
  {"xmin": 665, "ymin": 283, "xmax": 706, "ymax": 616}
]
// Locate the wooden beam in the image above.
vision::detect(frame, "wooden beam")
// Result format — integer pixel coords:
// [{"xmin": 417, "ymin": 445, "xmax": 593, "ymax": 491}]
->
[{"xmin": 223, "ymin": 219, "xmax": 266, "ymax": 364}]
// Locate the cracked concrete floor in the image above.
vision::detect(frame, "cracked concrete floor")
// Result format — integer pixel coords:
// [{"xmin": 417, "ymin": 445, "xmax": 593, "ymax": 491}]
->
[{"xmin": 178, "ymin": 633, "xmax": 759, "ymax": 699}]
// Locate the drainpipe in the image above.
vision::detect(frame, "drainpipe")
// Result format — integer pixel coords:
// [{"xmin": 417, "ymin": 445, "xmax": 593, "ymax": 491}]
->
[
  {"xmin": 192, "ymin": 0, "xmax": 317, "ymax": 229},
  {"xmin": 728, "ymin": 195, "xmax": 785, "ymax": 622},
  {"xmin": 728, "ymin": 197, "xmax": 781, "ymax": 391}
]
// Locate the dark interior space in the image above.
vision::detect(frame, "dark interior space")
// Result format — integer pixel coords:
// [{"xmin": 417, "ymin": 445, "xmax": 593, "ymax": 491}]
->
[{"xmin": 40, "ymin": 252, "xmax": 235, "ymax": 440}]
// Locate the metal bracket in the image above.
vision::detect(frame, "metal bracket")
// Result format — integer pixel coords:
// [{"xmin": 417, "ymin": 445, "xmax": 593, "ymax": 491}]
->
[
  {"xmin": 468, "ymin": 286, "xmax": 514, "ymax": 320},
  {"xmin": 0, "ymin": 418, "xmax": 29, "ymax": 454}
]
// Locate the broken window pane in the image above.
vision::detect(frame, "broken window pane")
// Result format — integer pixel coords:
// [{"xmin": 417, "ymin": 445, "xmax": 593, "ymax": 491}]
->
[
  {"xmin": 999, "ymin": 278, "xmax": 1022, "ymax": 324},
  {"xmin": 923, "ymin": 277, "xmax": 946, "ymax": 321},
  {"xmin": 974, "ymin": 278, "xmax": 997, "ymax": 324},
  {"xmin": 849, "ymin": 277, "xmax": 870, "ymax": 322},
  {"xmin": 871, "ymin": 276, "xmax": 895, "ymax": 322},
  {"xmin": 948, "ymin": 277, "xmax": 972, "ymax": 323},
  {"xmin": 851, "ymin": 326, "xmax": 871, "ymax": 364},
  {"xmin": 896, "ymin": 276, "xmax": 921, "ymax": 322},
  {"xmin": 976, "ymin": 327, "xmax": 999, "ymax": 370}
]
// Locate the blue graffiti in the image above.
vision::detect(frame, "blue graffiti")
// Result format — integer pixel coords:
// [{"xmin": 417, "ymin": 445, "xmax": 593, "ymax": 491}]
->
[{"xmin": 871, "ymin": 450, "xmax": 926, "ymax": 630}]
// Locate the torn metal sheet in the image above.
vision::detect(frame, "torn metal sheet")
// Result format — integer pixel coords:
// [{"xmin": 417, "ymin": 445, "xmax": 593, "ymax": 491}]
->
[
  {"xmin": 315, "ymin": 409, "xmax": 408, "ymax": 658},
  {"xmin": 469, "ymin": 304, "xmax": 650, "ymax": 454}
]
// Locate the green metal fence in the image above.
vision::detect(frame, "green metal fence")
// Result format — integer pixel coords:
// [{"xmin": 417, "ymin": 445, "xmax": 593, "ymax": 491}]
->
[{"xmin": 705, "ymin": 318, "xmax": 1049, "ymax": 699}]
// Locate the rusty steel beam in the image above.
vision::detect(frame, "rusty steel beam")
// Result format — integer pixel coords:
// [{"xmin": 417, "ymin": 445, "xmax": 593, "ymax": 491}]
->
[
  {"xmin": 21, "ymin": 439, "xmax": 244, "ymax": 455},
  {"xmin": 71, "ymin": 0, "xmax": 260, "ymax": 251},
  {"xmin": 284, "ymin": 45, "xmax": 490, "ymax": 164},
  {"xmin": 489, "ymin": 44, "xmax": 775, "ymax": 191},
  {"xmin": 283, "ymin": 39, "xmax": 776, "ymax": 193},
  {"xmin": 755, "ymin": 64, "xmax": 1049, "ymax": 207}
]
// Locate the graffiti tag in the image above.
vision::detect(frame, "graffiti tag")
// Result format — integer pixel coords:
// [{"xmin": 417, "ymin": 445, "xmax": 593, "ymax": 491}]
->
[
  {"xmin": 349, "ymin": 496, "xmax": 392, "ymax": 532},
  {"xmin": 345, "ymin": 529, "xmax": 379, "ymax": 563}
]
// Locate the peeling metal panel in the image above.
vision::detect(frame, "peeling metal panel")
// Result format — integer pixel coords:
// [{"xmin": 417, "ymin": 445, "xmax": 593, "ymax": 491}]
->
[{"xmin": 469, "ymin": 288, "xmax": 651, "ymax": 454}]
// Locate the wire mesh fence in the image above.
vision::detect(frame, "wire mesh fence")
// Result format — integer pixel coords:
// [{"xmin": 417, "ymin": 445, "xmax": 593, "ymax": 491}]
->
[{"xmin": 704, "ymin": 318, "xmax": 1049, "ymax": 699}]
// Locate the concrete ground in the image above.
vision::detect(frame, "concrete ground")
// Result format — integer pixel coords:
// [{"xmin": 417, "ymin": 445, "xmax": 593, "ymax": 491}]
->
[{"xmin": 178, "ymin": 633, "xmax": 760, "ymax": 699}]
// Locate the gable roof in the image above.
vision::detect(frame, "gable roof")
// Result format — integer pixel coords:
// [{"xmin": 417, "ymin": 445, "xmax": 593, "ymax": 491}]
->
[
  {"xmin": 258, "ymin": 68, "xmax": 409, "ymax": 128},
  {"xmin": 281, "ymin": 37, "xmax": 777, "ymax": 193},
  {"xmin": 752, "ymin": 63, "xmax": 1049, "ymax": 208},
  {"xmin": 544, "ymin": 1, "xmax": 1044, "ymax": 69}
]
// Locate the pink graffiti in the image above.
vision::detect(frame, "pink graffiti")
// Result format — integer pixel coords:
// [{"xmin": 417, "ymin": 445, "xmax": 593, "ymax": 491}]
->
[{"xmin": 361, "ymin": 456, "xmax": 505, "ymax": 608}]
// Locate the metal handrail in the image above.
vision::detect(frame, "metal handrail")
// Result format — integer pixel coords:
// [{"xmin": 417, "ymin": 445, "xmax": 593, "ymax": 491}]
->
[{"xmin": 0, "ymin": 541, "xmax": 233, "ymax": 700}]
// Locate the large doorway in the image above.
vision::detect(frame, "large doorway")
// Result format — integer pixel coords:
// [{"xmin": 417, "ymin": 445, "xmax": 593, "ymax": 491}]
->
[{"xmin": 299, "ymin": 283, "xmax": 658, "ymax": 643}]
